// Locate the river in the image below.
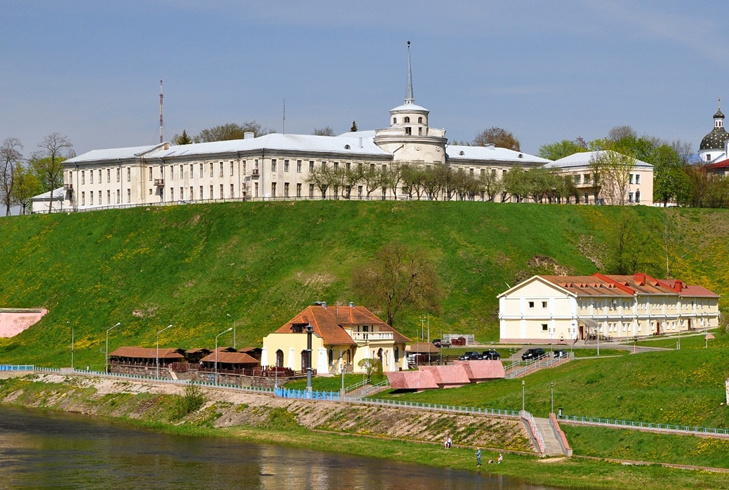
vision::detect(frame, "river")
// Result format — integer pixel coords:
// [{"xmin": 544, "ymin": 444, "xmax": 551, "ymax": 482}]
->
[{"xmin": 0, "ymin": 406, "xmax": 558, "ymax": 489}]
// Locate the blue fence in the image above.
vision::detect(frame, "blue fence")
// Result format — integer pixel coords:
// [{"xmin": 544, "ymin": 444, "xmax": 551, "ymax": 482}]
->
[
  {"xmin": 0, "ymin": 365, "xmax": 34, "ymax": 371},
  {"xmin": 274, "ymin": 387, "xmax": 340, "ymax": 401}
]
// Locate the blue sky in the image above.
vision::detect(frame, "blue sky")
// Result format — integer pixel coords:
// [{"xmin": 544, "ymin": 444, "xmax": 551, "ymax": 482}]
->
[{"xmin": 1, "ymin": 1, "xmax": 725, "ymax": 156}]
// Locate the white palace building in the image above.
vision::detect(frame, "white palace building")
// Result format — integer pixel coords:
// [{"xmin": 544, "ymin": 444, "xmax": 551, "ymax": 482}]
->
[{"xmin": 36, "ymin": 46, "xmax": 653, "ymax": 213}]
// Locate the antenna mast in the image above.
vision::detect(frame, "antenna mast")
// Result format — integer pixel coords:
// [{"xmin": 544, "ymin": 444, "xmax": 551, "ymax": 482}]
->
[
  {"xmin": 283, "ymin": 98, "xmax": 286, "ymax": 134},
  {"xmin": 159, "ymin": 79, "xmax": 164, "ymax": 144}
]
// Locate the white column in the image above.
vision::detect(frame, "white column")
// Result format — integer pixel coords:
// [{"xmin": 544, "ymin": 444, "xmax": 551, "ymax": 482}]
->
[
  {"xmin": 317, "ymin": 348, "xmax": 328, "ymax": 374},
  {"xmin": 288, "ymin": 347, "xmax": 295, "ymax": 370},
  {"xmin": 260, "ymin": 347, "xmax": 268, "ymax": 367}
]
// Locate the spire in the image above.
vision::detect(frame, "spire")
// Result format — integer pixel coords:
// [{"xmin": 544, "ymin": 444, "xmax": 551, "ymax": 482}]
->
[{"xmin": 405, "ymin": 41, "xmax": 414, "ymax": 105}]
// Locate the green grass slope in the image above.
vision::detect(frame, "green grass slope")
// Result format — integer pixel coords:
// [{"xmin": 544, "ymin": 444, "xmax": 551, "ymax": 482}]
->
[{"xmin": 0, "ymin": 201, "xmax": 728, "ymax": 369}]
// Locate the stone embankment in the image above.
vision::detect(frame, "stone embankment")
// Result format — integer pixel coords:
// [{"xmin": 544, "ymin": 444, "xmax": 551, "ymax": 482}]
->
[{"xmin": 0, "ymin": 372, "xmax": 534, "ymax": 453}]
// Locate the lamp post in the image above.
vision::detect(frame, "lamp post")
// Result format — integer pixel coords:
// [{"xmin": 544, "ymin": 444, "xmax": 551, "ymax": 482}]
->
[
  {"xmin": 215, "ymin": 327, "xmax": 233, "ymax": 385},
  {"xmin": 226, "ymin": 313, "xmax": 237, "ymax": 349},
  {"xmin": 522, "ymin": 380, "xmax": 525, "ymax": 412},
  {"xmin": 306, "ymin": 323, "xmax": 313, "ymax": 394},
  {"xmin": 340, "ymin": 363, "xmax": 346, "ymax": 397},
  {"xmin": 156, "ymin": 324, "xmax": 173, "ymax": 379},
  {"xmin": 550, "ymin": 382, "xmax": 555, "ymax": 415},
  {"xmin": 68, "ymin": 321, "xmax": 74, "ymax": 371},
  {"xmin": 105, "ymin": 322, "xmax": 121, "ymax": 373}
]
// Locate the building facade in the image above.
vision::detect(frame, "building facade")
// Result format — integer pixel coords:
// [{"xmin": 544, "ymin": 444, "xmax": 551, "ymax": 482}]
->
[
  {"xmin": 261, "ymin": 303, "xmax": 410, "ymax": 375},
  {"xmin": 498, "ymin": 273, "xmax": 719, "ymax": 344}
]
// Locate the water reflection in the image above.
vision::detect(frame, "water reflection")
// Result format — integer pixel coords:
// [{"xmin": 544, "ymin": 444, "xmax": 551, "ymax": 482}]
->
[{"xmin": 0, "ymin": 406, "xmax": 557, "ymax": 489}]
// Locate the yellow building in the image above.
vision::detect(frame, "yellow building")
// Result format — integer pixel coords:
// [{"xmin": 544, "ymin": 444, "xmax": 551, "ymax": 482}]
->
[
  {"xmin": 261, "ymin": 302, "xmax": 410, "ymax": 375},
  {"xmin": 499, "ymin": 273, "xmax": 720, "ymax": 344}
]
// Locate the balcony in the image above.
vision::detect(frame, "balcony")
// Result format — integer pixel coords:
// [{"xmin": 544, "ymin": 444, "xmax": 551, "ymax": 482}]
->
[
  {"xmin": 350, "ymin": 331, "xmax": 394, "ymax": 342},
  {"xmin": 252, "ymin": 169, "xmax": 260, "ymax": 177},
  {"xmin": 154, "ymin": 179, "xmax": 165, "ymax": 187}
]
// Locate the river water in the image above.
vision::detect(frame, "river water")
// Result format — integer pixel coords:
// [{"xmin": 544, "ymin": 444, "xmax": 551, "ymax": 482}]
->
[{"xmin": 0, "ymin": 406, "xmax": 558, "ymax": 489}]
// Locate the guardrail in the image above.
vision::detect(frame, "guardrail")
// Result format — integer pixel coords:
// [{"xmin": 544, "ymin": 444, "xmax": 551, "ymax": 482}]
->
[
  {"xmin": 275, "ymin": 387, "xmax": 340, "ymax": 401},
  {"xmin": 561, "ymin": 414, "xmax": 729, "ymax": 437},
  {"xmin": 0, "ymin": 365, "xmax": 34, "ymax": 371},
  {"xmin": 355, "ymin": 396, "xmax": 520, "ymax": 417},
  {"xmin": 505, "ymin": 354, "xmax": 571, "ymax": 379},
  {"xmin": 520, "ymin": 410, "xmax": 546, "ymax": 455}
]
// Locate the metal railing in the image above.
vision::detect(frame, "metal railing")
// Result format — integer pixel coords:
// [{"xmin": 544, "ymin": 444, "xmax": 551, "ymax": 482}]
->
[
  {"xmin": 520, "ymin": 410, "xmax": 546, "ymax": 455},
  {"xmin": 274, "ymin": 387, "xmax": 340, "ymax": 401},
  {"xmin": 356, "ymin": 396, "xmax": 520, "ymax": 417},
  {"xmin": 561, "ymin": 414, "xmax": 729, "ymax": 437},
  {"xmin": 504, "ymin": 354, "xmax": 571, "ymax": 379}
]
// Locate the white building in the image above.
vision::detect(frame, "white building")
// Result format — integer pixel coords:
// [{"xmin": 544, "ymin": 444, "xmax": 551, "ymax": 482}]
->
[
  {"xmin": 545, "ymin": 151, "xmax": 654, "ymax": 206},
  {"xmin": 699, "ymin": 101, "xmax": 729, "ymax": 164},
  {"xmin": 498, "ymin": 273, "xmax": 719, "ymax": 344}
]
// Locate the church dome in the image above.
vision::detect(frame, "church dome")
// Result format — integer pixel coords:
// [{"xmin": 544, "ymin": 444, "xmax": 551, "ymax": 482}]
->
[{"xmin": 700, "ymin": 127, "xmax": 729, "ymax": 150}]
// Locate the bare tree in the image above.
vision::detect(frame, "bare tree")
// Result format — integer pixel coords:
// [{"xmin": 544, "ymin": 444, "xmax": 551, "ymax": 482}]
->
[
  {"xmin": 194, "ymin": 122, "xmax": 273, "ymax": 143},
  {"xmin": 306, "ymin": 164, "xmax": 334, "ymax": 199},
  {"xmin": 473, "ymin": 127, "xmax": 520, "ymax": 151},
  {"xmin": 589, "ymin": 150, "xmax": 635, "ymax": 206},
  {"xmin": 352, "ymin": 243, "xmax": 442, "ymax": 327},
  {"xmin": 33, "ymin": 133, "xmax": 74, "ymax": 212},
  {"xmin": 313, "ymin": 126, "xmax": 335, "ymax": 136},
  {"xmin": 0, "ymin": 138, "xmax": 23, "ymax": 215},
  {"xmin": 607, "ymin": 125, "xmax": 637, "ymax": 142}
]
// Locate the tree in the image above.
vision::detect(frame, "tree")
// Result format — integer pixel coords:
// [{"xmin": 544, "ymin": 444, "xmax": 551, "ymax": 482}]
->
[
  {"xmin": 607, "ymin": 125, "xmax": 637, "ymax": 142},
  {"xmin": 357, "ymin": 358, "xmax": 382, "ymax": 382},
  {"xmin": 589, "ymin": 150, "xmax": 634, "ymax": 205},
  {"xmin": 538, "ymin": 139, "xmax": 588, "ymax": 161},
  {"xmin": 10, "ymin": 162, "xmax": 41, "ymax": 215},
  {"xmin": 352, "ymin": 243, "xmax": 442, "ymax": 327},
  {"xmin": 174, "ymin": 130, "xmax": 193, "ymax": 145},
  {"xmin": 306, "ymin": 164, "xmax": 334, "ymax": 199},
  {"xmin": 33, "ymin": 133, "xmax": 74, "ymax": 212},
  {"xmin": 473, "ymin": 127, "xmax": 520, "ymax": 151},
  {"xmin": 193, "ymin": 121, "xmax": 273, "ymax": 143},
  {"xmin": 652, "ymin": 144, "xmax": 691, "ymax": 207},
  {"xmin": 0, "ymin": 138, "xmax": 23, "ymax": 215},
  {"xmin": 350, "ymin": 121, "xmax": 358, "ymax": 132},
  {"xmin": 313, "ymin": 126, "xmax": 335, "ymax": 136}
]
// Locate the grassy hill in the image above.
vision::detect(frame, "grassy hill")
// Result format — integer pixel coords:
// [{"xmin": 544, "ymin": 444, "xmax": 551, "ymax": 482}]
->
[{"xmin": 0, "ymin": 201, "xmax": 728, "ymax": 369}]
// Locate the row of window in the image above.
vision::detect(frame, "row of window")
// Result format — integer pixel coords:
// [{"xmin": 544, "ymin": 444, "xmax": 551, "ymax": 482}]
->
[
  {"xmin": 75, "ymin": 168, "xmax": 130, "ymax": 185},
  {"xmin": 80, "ymin": 189, "xmax": 130, "ymax": 206},
  {"xmin": 165, "ymin": 184, "xmax": 236, "ymax": 201}
]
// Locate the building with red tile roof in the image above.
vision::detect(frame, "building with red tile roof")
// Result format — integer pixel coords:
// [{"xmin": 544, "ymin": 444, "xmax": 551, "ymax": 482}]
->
[
  {"xmin": 498, "ymin": 273, "xmax": 720, "ymax": 344},
  {"xmin": 261, "ymin": 302, "xmax": 410, "ymax": 375}
]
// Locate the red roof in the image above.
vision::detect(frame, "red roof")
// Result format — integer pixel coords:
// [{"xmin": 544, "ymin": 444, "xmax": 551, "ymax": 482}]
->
[
  {"xmin": 538, "ymin": 273, "xmax": 719, "ymax": 298},
  {"xmin": 275, "ymin": 304, "xmax": 410, "ymax": 345},
  {"xmin": 706, "ymin": 159, "xmax": 729, "ymax": 170},
  {"xmin": 200, "ymin": 351, "xmax": 259, "ymax": 365},
  {"xmin": 109, "ymin": 346, "xmax": 184, "ymax": 360}
]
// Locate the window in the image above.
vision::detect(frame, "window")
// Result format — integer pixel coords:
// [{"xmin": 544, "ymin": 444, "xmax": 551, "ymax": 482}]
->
[
  {"xmin": 405, "ymin": 127, "xmax": 411, "ymax": 135},
  {"xmin": 149, "ymin": 168, "xmax": 153, "ymax": 181},
  {"xmin": 309, "ymin": 184, "xmax": 314, "ymax": 198},
  {"xmin": 200, "ymin": 163, "xmax": 203, "ymax": 178},
  {"xmin": 190, "ymin": 186, "xmax": 193, "ymax": 199},
  {"xmin": 583, "ymin": 174, "xmax": 591, "ymax": 184},
  {"xmin": 180, "ymin": 187, "xmax": 184, "ymax": 200},
  {"xmin": 170, "ymin": 188, "xmax": 174, "ymax": 201},
  {"xmin": 98, "ymin": 169, "xmax": 102, "ymax": 182},
  {"xmin": 90, "ymin": 171, "xmax": 94, "ymax": 184},
  {"xmin": 296, "ymin": 183, "xmax": 301, "ymax": 197},
  {"xmin": 219, "ymin": 162, "xmax": 223, "ymax": 177},
  {"xmin": 346, "ymin": 162, "xmax": 351, "ymax": 171},
  {"xmin": 116, "ymin": 190, "xmax": 120, "ymax": 203},
  {"xmin": 297, "ymin": 160, "xmax": 302, "ymax": 173},
  {"xmin": 107, "ymin": 190, "xmax": 110, "ymax": 204},
  {"xmin": 107, "ymin": 169, "xmax": 111, "ymax": 183},
  {"xmin": 219, "ymin": 184, "xmax": 223, "ymax": 198},
  {"xmin": 127, "ymin": 189, "xmax": 130, "ymax": 203},
  {"xmin": 333, "ymin": 162, "xmax": 339, "ymax": 170},
  {"xmin": 81, "ymin": 192, "xmax": 85, "ymax": 206},
  {"xmin": 127, "ymin": 168, "xmax": 130, "ymax": 182},
  {"xmin": 573, "ymin": 174, "xmax": 581, "ymax": 184},
  {"xmin": 209, "ymin": 162, "xmax": 213, "ymax": 176},
  {"xmin": 322, "ymin": 161, "xmax": 327, "ymax": 169},
  {"xmin": 542, "ymin": 301, "xmax": 547, "ymax": 308},
  {"xmin": 271, "ymin": 159, "xmax": 277, "ymax": 172},
  {"xmin": 629, "ymin": 192, "xmax": 634, "ymax": 203},
  {"xmin": 358, "ymin": 185, "xmax": 363, "ymax": 198},
  {"xmin": 190, "ymin": 164, "xmax": 194, "ymax": 177},
  {"xmin": 210, "ymin": 185, "xmax": 213, "ymax": 198},
  {"xmin": 230, "ymin": 161, "xmax": 234, "ymax": 176},
  {"xmin": 149, "ymin": 188, "xmax": 152, "ymax": 195},
  {"xmin": 199, "ymin": 186, "xmax": 203, "ymax": 199},
  {"xmin": 271, "ymin": 182, "xmax": 277, "ymax": 196},
  {"xmin": 254, "ymin": 183, "xmax": 259, "ymax": 197},
  {"xmin": 180, "ymin": 165, "xmax": 184, "ymax": 179},
  {"xmin": 542, "ymin": 324, "xmax": 548, "ymax": 331},
  {"xmin": 81, "ymin": 171, "xmax": 85, "ymax": 185},
  {"xmin": 116, "ymin": 168, "xmax": 120, "ymax": 182},
  {"xmin": 529, "ymin": 301, "xmax": 535, "ymax": 308},
  {"xmin": 392, "ymin": 117, "xmax": 396, "ymax": 124},
  {"xmin": 309, "ymin": 161, "xmax": 314, "ymax": 171},
  {"xmin": 404, "ymin": 117, "xmax": 410, "ymax": 123},
  {"xmin": 284, "ymin": 160, "xmax": 289, "ymax": 172},
  {"xmin": 418, "ymin": 127, "xmax": 422, "ymax": 135},
  {"xmin": 635, "ymin": 174, "xmax": 641, "ymax": 184},
  {"xmin": 98, "ymin": 190, "xmax": 101, "ymax": 203},
  {"xmin": 635, "ymin": 190, "xmax": 641, "ymax": 203},
  {"xmin": 230, "ymin": 184, "xmax": 234, "ymax": 197},
  {"xmin": 284, "ymin": 182, "xmax": 289, "ymax": 197}
]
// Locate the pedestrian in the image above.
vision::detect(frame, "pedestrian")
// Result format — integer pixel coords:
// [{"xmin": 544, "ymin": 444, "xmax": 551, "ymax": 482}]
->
[
  {"xmin": 447, "ymin": 436, "xmax": 452, "ymax": 449},
  {"xmin": 497, "ymin": 453, "xmax": 503, "ymax": 464},
  {"xmin": 444, "ymin": 436, "xmax": 448, "ymax": 449},
  {"xmin": 476, "ymin": 448, "xmax": 481, "ymax": 467}
]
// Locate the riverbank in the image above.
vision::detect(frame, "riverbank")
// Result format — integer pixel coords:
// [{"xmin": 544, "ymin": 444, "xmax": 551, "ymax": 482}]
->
[{"xmin": 1, "ymin": 372, "xmax": 728, "ymax": 490}]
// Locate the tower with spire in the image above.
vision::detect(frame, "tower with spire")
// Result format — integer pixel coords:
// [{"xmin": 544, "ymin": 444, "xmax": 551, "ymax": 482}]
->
[{"xmin": 374, "ymin": 41, "xmax": 447, "ymax": 164}]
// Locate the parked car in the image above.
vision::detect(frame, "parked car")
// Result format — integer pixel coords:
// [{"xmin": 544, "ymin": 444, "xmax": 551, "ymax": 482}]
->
[
  {"xmin": 458, "ymin": 351, "xmax": 482, "ymax": 361},
  {"xmin": 553, "ymin": 349, "xmax": 569, "ymax": 359},
  {"xmin": 481, "ymin": 350, "xmax": 501, "ymax": 360},
  {"xmin": 521, "ymin": 348, "xmax": 546, "ymax": 361},
  {"xmin": 432, "ymin": 339, "xmax": 450, "ymax": 348}
]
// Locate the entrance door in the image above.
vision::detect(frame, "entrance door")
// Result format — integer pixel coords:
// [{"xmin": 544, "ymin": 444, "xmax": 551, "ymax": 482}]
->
[
  {"xmin": 579, "ymin": 325, "xmax": 584, "ymax": 340},
  {"xmin": 275, "ymin": 349, "xmax": 284, "ymax": 368}
]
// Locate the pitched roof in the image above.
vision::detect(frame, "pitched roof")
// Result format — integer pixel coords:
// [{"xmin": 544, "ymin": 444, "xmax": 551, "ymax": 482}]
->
[
  {"xmin": 447, "ymin": 144, "xmax": 550, "ymax": 165},
  {"xmin": 531, "ymin": 273, "xmax": 719, "ymax": 298},
  {"xmin": 274, "ymin": 304, "xmax": 410, "ymax": 345},
  {"xmin": 109, "ymin": 346, "xmax": 184, "ymax": 360},
  {"xmin": 545, "ymin": 150, "xmax": 653, "ymax": 169},
  {"xmin": 200, "ymin": 351, "xmax": 259, "ymax": 365}
]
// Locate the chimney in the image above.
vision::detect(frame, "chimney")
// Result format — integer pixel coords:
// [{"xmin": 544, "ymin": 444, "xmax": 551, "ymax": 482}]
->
[
  {"xmin": 349, "ymin": 302, "xmax": 355, "ymax": 307},
  {"xmin": 322, "ymin": 301, "xmax": 327, "ymax": 309}
]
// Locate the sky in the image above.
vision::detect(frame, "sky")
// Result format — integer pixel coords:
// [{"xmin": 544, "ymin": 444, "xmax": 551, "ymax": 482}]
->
[{"xmin": 1, "ymin": 1, "xmax": 726, "ymax": 158}]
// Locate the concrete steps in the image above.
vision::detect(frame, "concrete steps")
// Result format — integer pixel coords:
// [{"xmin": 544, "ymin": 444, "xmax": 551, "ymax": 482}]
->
[{"xmin": 533, "ymin": 416, "xmax": 566, "ymax": 456}]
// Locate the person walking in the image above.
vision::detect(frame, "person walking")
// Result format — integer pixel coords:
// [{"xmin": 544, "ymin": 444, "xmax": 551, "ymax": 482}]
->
[
  {"xmin": 447, "ymin": 436, "xmax": 452, "ymax": 449},
  {"xmin": 476, "ymin": 448, "xmax": 482, "ymax": 467}
]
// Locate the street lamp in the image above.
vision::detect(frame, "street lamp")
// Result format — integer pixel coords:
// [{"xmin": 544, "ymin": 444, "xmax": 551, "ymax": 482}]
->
[
  {"xmin": 226, "ymin": 313, "xmax": 237, "ymax": 349},
  {"xmin": 215, "ymin": 327, "xmax": 233, "ymax": 385},
  {"xmin": 522, "ymin": 380, "xmax": 525, "ymax": 412},
  {"xmin": 105, "ymin": 322, "xmax": 121, "ymax": 373},
  {"xmin": 156, "ymin": 324, "xmax": 173, "ymax": 378},
  {"xmin": 67, "ymin": 321, "xmax": 74, "ymax": 370},
  {"xmin": 306, "ymin": 323, "xmax": 314, "ymax": 394},
  {"xmin": 550, "ymin": 382, "xmax": 555, "ymax": 415}
]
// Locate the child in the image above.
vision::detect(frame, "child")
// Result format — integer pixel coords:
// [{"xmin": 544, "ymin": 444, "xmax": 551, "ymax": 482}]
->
[{"xmin": 498, "ymin": 453, "xmax": 503, "ymax": 464}]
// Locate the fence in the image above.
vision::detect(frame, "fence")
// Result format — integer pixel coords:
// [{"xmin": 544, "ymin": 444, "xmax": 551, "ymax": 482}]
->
[
  {"xmin": 274, "ymin": 387, "xmax": 340, "ymax": 401},
  {"xmin": 504, "ymin": 354, "xmax": 571, "ymax": 379},
  {"xmin": 0, "ymin": 365, "xmax": 34, "ymax": 371},
  {"xmin": 561, "ymin": 414, "xmax": 729, "ymax": 437}
]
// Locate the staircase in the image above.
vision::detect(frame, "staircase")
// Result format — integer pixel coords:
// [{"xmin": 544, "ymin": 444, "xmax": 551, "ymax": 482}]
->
[{"xmin": 533, "ymin": 417, "xmax": 567, "ymax": 456}]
